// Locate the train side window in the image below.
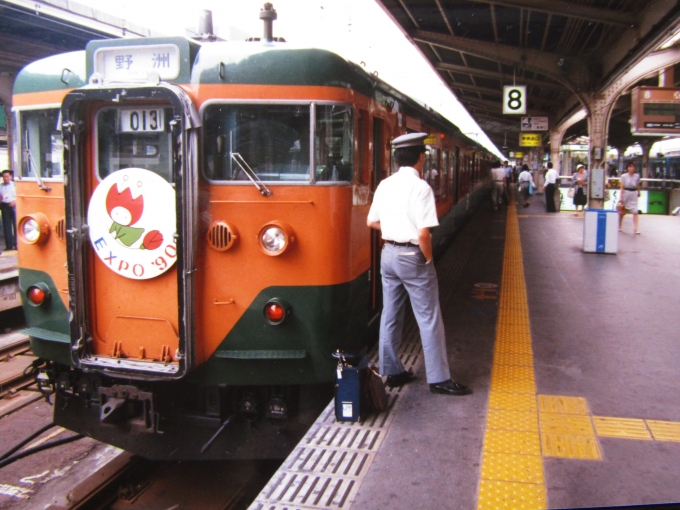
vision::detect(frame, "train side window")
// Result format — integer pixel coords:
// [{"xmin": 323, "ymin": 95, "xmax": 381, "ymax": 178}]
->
[
  {"xmin": 442, "ymin": 150, "xmax": 449, "ymax": 199},
  {"xmin": 315, "ymin": 105, "xmax": 354, "ymax": 182},
  {"xmin": 19, "ymin": 108, "xmax": 62, "ymax": 179},
  {"xmin": 203, "ymin": 103, "xmax": 310, "ymax": 182},
  {"xmin": 425, "ymin": 147, "xmax": 440, "ymax": 194},
  {"xmin": 96, "ymin": 106, "xmax": 174, "ymax": 182},
  {"xmin": 452, "ymin": 147, "xmax": 459, "ymax": 201},
  {"xmin": 358, "ymin": 110, "xmax": 370, "ymax": 185}
]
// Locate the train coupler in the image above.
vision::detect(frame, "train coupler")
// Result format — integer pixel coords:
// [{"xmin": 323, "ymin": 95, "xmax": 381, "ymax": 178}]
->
[{"xmin": 99, "ymin": 385, "xmax": 156, "ymax": 433}]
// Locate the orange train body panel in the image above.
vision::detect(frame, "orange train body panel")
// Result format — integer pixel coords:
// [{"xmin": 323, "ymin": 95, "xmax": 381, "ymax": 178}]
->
[
  {"xmin": 196, "ymin": 184, "xmax": 371, "ymax": 362},
  {"xmin": 15, "ymin": 181, "xmax": 69, "ymax": 308}
]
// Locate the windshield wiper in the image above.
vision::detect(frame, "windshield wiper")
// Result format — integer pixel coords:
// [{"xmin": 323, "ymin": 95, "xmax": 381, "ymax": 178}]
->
[
  {"xmin": 230, "ymin": 152, "xmax": 272, "ymax": 197},
  {"xmin": 23, "ymin": 147, "xmax": 52, "ymax": 192}
]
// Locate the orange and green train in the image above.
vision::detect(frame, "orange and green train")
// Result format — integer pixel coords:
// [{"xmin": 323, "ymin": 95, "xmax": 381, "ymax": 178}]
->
[{"xmin": 12, "ymin": 32, "xmax": 492, "ymax": 459}]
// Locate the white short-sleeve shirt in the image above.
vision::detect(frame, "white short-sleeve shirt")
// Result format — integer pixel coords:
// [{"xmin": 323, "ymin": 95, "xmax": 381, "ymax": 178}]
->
[
  {"xmin": 367, "ymin": 166, "xmax": 439, "ymax": 244},
  {"xmin": 545, "ymin": 168, "xmax": 559, "ymax": 184}
]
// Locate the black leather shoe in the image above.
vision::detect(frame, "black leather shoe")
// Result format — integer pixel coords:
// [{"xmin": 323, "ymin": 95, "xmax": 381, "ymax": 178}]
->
[
  {"xmin": 429, "ymin": 379, "xmax": 472, "ymax": 395},
  {"xmin": 386, "ymin": 370, "xmax": 415, "ymax": 388}
]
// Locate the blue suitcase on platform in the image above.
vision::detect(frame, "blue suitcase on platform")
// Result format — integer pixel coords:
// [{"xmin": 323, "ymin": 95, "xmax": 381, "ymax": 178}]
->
[{"xmin": 333, "ymin": 352, "xmax": 367, "ymax": 422}]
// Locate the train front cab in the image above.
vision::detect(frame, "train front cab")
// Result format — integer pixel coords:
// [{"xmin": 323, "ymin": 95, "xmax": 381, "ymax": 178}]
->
[{"xmin": 13, "ymin": 39, "xmax": 488, "ymax": 460}]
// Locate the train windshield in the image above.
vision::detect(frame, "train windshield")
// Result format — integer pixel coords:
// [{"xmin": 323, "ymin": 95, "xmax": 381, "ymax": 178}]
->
[
  {"xmin": 19, "ymin": 108, "xmax": 63, "ymax": 179},
  {"xmin": 203, "ymin": 103, "xmax": 353, "ymax": 183},
  {"xmin": 96, "ymin": 106, "xmax": 174, "ymax": 183}
]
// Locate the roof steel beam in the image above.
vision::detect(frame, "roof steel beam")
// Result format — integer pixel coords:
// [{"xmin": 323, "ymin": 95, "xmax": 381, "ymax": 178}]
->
[
  {"xmin": 449, "ymin": 81, "xmax": 557, "ymax": 108},
  {"xmin": 436, "ymin": 61, "xmax": 566, "ymax": 92},
  {"xmin": 412, "ymin": 29, "xmax": 591, "ymax": 94},
  {"xmin": 464, "ymin": 0, "xmax": 634, "ymax": 27},
  {"xmin": 461, "ymin": 96, "xmax": 548, "ymax": 116}
]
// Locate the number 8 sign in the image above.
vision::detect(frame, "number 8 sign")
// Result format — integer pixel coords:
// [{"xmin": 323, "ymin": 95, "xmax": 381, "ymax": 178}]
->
[{"xmin": 503, "ymin": 86, "xmax": 527, "ymax": 114}]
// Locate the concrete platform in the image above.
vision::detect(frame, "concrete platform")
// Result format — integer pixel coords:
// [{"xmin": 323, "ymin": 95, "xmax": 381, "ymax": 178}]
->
[{"xmin": 251, "ymin": 192, "xmax": 680, "ymax": 509}]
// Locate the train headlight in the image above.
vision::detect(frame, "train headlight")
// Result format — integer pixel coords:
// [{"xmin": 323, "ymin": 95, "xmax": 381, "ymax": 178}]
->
[
  {"xmin": 19, "ymin": 213, "xmax": 50, "ymax": 245},
  {"xmin": 263, "ymin": 298, "xmax": 291, "ymax": 325},
  {"xmin": 257, "ymin": 222, "xmax": 295, "ymax": 256},
  {"xmin": 26, "ymin": 283, "xmax": 51, "ymax": 306}
]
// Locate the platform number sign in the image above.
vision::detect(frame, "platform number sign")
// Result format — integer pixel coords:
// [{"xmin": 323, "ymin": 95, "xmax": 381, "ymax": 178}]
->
[{"xmin": 503, "ymin": 86, "xmax": 526, "ymax": 114}]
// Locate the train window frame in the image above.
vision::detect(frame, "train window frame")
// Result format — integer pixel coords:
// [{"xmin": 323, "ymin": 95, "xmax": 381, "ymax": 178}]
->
[
  {"xmin": 93, "ymin": 105, "xmax": 175, "ymax": 184},
  {"xmin": 13, "ymin": 105, "xmax": 64, "ymax": 181},
  {"xmin": 199, "ymin": 99, "xmax": 355, "ymax": 187}
]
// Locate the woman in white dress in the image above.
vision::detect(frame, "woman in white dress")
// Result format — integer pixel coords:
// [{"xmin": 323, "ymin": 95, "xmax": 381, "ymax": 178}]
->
[{"xmin": 618, "ymin": 161, "xmax": 641, "ymax": 234}]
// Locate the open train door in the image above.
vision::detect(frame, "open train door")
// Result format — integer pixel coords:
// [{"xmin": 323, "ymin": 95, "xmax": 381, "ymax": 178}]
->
[
  {"xmin": 61, "ymin": 84, "xmax": 199, "ymax": 380},
  {"xmin": 369, "ymin": 117, "xmax": 386, "ymax": 317}
]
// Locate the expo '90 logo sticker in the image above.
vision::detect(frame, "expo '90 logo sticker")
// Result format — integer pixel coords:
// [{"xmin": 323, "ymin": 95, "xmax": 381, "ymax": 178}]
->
[{"xmin": 88, "ymin": 168, "xmax": 177, "ymax": 280}]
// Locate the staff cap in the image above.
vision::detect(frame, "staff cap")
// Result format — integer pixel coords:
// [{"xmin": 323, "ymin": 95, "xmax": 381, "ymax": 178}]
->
[{"xmin": 392, "ymin": 132, "xmax": 428, "ymax": 148}]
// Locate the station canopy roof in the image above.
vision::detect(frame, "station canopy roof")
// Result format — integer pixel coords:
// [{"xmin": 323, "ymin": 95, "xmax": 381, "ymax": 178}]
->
[{"xmin": 375, "ymin": 0, "xmax": 680, "ymax": 155}]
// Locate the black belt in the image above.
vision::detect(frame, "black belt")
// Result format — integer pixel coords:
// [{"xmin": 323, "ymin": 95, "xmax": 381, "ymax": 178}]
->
[
  {"xmin": 385, "ymin": 240, "xmax": 419, "ymax": 248},
  {"xmin": 624, "ymin": 187, "xmax": 637, "ymax": 191}
]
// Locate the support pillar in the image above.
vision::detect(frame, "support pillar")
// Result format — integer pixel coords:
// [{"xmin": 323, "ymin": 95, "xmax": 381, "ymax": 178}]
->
[
  {"xmin": 587, "ymin": 96, "xmax": 615, "ymax": 209},
  {"xmin": 638, "ymin": 139, "xmax": 655, "ymax": 188},
  {"xmin": 0, "ymin": 74, "xmax": 14, "ymax": 172},
  {"xmin": 549, "ymin": 129, "xmax": 566, "ymax": 174},
  {"xmin": 659, "ymin": 66, "xmax": 675, "ymax": 87}
]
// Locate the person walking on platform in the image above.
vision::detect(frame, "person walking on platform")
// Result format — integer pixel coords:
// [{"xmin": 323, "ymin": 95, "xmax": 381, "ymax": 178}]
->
[
  {"xmin": 491, "ymin": 160, "xmax": 505, "ymax": 211},
  {"xmin": 571, "ymin": 164, "xmax": 588, "ymax": 215},
  {"xmin": 0, "ymin": 170, "xmax": 17, "ymax": 251},
  {"xmin": 502, "ymin": 160, "xmax": 512, "ymax": 204},
  {"xmin": 367, "ymin": 132, "xmax": 472, "ymax": 396},
  {"xmin": 618, "ymin": 161, "xmax": 641, "ymax": 234},
  {"xmin": 517, "ymin": 164, "xmax": 535, "ymax": 208},
  {"xmin": 544, "ymin": 162, "xmax": 559, "ymax": 212}
]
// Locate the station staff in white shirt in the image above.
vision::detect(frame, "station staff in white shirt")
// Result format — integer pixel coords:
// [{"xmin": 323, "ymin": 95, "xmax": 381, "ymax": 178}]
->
[
  {"xmin": 367, "ymin": 133, "xmax": 471, "ymax": 396},
  {"xmin": 0, "ymin": 170, "xmax": 17, "ymax": 251},
  {"xmin": 544, "ymin": 162, "xmax": 559, "ymax": 213}
]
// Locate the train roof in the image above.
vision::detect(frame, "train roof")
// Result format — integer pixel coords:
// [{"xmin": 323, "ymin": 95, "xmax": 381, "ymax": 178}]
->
[{"xmin": 13, "ymin": 37, "xmax": 485, "ymax": 152}]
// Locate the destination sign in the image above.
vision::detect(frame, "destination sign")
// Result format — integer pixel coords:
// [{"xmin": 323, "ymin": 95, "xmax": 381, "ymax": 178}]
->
[{"xmin": 94, "ymin": 44, "xmax": 180, "ymax": 82}]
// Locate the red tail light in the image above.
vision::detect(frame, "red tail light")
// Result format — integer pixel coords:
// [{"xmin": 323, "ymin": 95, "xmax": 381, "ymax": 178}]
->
[
  {"xmin": 27, "ymin": 285, "xmax": 49, "ymax": 306},
  {"xmin": 263, "ymin": 299, "xmax": 290, "ymax": 325}
]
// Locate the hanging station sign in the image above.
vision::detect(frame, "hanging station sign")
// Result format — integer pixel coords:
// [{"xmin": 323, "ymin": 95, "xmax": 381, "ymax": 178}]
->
[
  {"xmin": 503, "ymin": 85, "xmax": 526, "ymax": 114},
  {"xmin": 519, "ymin": 133, "xmax": 542, "ymax": 147},
  {"xmin": 631, "ymin": 86, "xmax": 680, "ymax": 134},
  {"xmin": 521, "ymin": 116, "xmax": 549, "ymax": 131}
]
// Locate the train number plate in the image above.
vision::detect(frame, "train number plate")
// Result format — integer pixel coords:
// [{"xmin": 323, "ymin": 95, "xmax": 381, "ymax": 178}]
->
[{"xmin": 119, "ymin": 109, "xmax": 165, "ymax": 133}]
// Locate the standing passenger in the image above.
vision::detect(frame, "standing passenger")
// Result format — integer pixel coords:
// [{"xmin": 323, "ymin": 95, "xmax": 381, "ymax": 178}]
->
[
  {"xmin": 502, "ymin": 160, "xmax": 512, "ymax": 204},
  {"xmin": 544, "ymin": 162, "xmax": 559, "ymax": 213},
  {"xmin": 491, "ymin": 160, "xmax": 505, "ymax": 211},
  {"xmin": 367, "ymin": 133, "xmax": 472, "ymax": 396},
  {"xmin": 0, "ymin": 170, "xmax": 17, "ymax": 251},
  {"xmin": 517, "ymin": 164, "xmax": 535, "ymax": 208},
  {"xmin": 618, "ymin": 161, "xmax": 641, "ymax": 234},
  {"xmin": 571, "ymin": 164, "xmax": 588, "ymax": 215}
]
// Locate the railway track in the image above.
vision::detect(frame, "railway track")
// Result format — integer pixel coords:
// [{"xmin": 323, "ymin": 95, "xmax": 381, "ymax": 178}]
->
[{"xmin": 0, "ymin": 313, "xmax": 283, "ymax": 509}]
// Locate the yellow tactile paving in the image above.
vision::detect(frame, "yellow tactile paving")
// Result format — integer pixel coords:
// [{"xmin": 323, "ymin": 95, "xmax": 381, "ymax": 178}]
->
[
  {"xmin": 492, "ymin": 365, "xmax": 536, "ymax": 381},
  {"xmin": 494, "ymin": 341, "xmax": 534, "ymax": 355},
  {"xmin": 537, "ymin": 395, "xmax": 589, "ymax": 415},
  {"xmin": 539, "ymin": 413, "xmax": 596, "ymax": 436},
  {"xmin": 484, "ymin": 429, "xmax": 542, "ymax": 456},
  {"xmin": 593, "ymin": 417, "xmax": 653, "ymax": 440},
  {"xmin": 487, "ymin": 409, "xmax": 540, "ymax": 432},
  {"xmin": 646, "ymin": 420, "xmax": 680, "ymax": 442},
  {"xmin": 478, "ymin": 197, "xmax": 546, "ymax": 510},
  {"xmin": 481, "ymin": 452, "xmax": 545, "ymax": 484},
  {"xmin": 489, "ymin": 392, "xmax": 538, "ymax": 413},
  {"xmin": 541, "ymin": 433, "xmax": 602, "ymax": 460},
  {"xmin": 478, "ymin": 480, "xmax": 547, "ymax": 510},
  {"xmin": 493, "ymin": 351, "xmax": 534, "ymax": 366},
  {"xmin": 490, "ymin": 375, "xmax": 536, "ymax": 395}
]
